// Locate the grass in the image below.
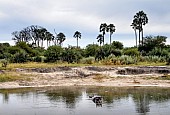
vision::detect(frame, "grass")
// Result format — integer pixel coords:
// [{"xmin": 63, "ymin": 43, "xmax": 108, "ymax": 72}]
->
[
  {"xmin": 135, "ymin": 62, "xmax": 167, "ymax": 66},
  {"xmin": 144, "ymin": 74, "xmax": 170, "ymax": 80},
  {"xmin": 157, "ymin": 75, "xmax": 170, "ymax": 80},
  {"xmin": 0, "ymin": 61, "xmax": 168, "ymax": 70},
  {"xmin": 0, "ymin": 72, "xmax": 32, "ymax": 82},
  {"xmin": 0, "ymin": 62, "xmax": 105, "ymax": 70}
]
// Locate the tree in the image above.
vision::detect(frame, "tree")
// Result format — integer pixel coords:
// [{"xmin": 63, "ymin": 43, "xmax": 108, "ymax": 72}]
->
[
  {"xmin": 106, "ymin": 24, "xmax": 116, "ymax": 45},
  {"xmin": 138, "ymin": 35, "xmax": 167, "ymax": 55},
  {"xmin": 96, "ymin": 34, "xmax": 104, "ymax": 46},
  {"xmin": 73, "ymin": 31, "xmax": 81, "ymax": 48},
  {"xmin": 111, "ymin": 41, "xmax": 123, "ymax": 49},
  {"xmin": 57, "ymin": 32, "xmax": 66, "ymax": 46},
  {"xmin": 132, "ymin": 11, "xmax": 148, "ymax": 46},
  {"xmin": 12, "ymin": 25, "xmax": 54, "ymax": 48},
  {"xmin": 45, "ymin": 31, "xmax": 54, "ymax": 47},
  {"xmin": 131, "ymin": 18, "xmax": 139, "ymax": 47},
  {"xmin": 99, "ymin": 23, "xmax": 107, "ymax": 45}
]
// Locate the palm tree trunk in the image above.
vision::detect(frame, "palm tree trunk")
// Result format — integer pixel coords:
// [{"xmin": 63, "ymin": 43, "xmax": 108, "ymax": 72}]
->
[
  {"xmin": 134, "ymin": 29, "xmax": 137, "ymax": 47},
  {"xmin": 110, "ymin": 33, "xmax": 112, "ymax": 45},
  {"xmin": 139, "ymin": 30, "xmax": 140, "ymax": 46},
  {"xmin": 41, "ymin": 39, "xmax": 43, "ymax": 47},
  {"xmin": 47, "ymin": 40, "xmax": 48, "ymax": 47},
  {"xmin": 49, "ymin": 41, "xmax": 50, "ymax": 47},
  {"xmin": 38, "ymin": 38, "xmax": 40, "ymax": 47},
  {"xmin": 77, "ymin": 37, "xmax": 78, "ymax": 48},
  {"xmin": 142, "ymin": 28, "xmax": 144, "ymax": 46},
  {"xmin": 103, "ymin": 33, "xmax": 105, "ymax": 45}
]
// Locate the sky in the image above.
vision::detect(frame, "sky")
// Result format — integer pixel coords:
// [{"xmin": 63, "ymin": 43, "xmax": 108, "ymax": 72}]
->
[{"xmin": 0, "ymin": 0, "xmax": 170, "ymax": 48}]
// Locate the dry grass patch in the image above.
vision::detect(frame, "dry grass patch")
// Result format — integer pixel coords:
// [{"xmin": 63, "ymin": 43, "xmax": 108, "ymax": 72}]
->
[
  {"xmin": 93, "ymin": 74, "xmax": 108, "ymax": 82},
  {"xmin": 0, "ymin": 72, "xmax": 32, "ymax": 82},
  {"xmin": 157, "ymin": 74, "xmax": 170, "ymax": 80},
  {"xmin": 144, "ymin": 74, "xmax": 170, "ymax": 80}
]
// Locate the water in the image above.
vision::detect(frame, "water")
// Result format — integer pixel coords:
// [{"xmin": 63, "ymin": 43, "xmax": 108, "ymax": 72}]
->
[{"xmin": 0, "ymin": 86, "xmax": 170, "ymax": 115}]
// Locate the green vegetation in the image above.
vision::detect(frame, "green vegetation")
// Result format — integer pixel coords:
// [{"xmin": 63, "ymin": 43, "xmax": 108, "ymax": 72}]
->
[
  {"xmin": 0, "ymin": 10, "xmax": 169, "ymax": 67},
  {"xmin": 0, "ymin": 72, "xmax": 29, "ymax": 82},
  {"xmin": 0, "ymin": 35, "xmax": 169, "ymax": 67}
]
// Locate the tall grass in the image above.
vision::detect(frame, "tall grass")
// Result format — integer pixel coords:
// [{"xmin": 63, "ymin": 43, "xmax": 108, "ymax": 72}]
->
[{"xmin": 0, "ymin": 72, "xmax": 26, "ymax": 82}]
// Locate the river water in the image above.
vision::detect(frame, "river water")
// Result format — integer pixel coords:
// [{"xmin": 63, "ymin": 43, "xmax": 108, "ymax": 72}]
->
[{"xmin": 0, "ymin": 86, "xmax": 170, "ymax": 115}]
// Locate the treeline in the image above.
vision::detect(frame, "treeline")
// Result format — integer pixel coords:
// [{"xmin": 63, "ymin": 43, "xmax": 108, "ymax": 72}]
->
[
  {"xmin": 0, "ymin": 35, "xmax": 170, "ymax": 65},
  {"xmin": 0, "ymin": 10, "xmax": 170, "ymax": 66}
]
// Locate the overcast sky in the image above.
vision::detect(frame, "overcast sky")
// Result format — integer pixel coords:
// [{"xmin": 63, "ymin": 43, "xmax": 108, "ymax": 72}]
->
[{"xmin": 0, "ymin": 0, "xmax": 170, "ymax": 47}]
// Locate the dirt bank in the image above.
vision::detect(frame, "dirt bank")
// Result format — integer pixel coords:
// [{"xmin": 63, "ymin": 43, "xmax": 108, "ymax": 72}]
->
[{"xmin": 0, "ymin": 66, "xmax": 170, "ymax": 89}]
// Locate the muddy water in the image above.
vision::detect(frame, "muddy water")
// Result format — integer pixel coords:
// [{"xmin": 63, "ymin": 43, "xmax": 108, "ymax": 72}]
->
[{"xmin": 0, "ymin": 86, "xmax": 170, "ymax": 115}]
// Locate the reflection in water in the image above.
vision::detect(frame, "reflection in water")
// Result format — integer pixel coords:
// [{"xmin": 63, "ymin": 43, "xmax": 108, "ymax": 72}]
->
[
  {"xmin": 46, "ymin": 87, "xmax": 82, "ymax": 108},
  {"xmin": 0, "ymin": 87, "xmax": 170, "ymax": 115},
  {"xmin": 3, "ymin": 92, "xmax": 9, "ymax": 103},
  {"xmin": 133, "ymin": 93, "xmax": 150, "ymax": 114}
]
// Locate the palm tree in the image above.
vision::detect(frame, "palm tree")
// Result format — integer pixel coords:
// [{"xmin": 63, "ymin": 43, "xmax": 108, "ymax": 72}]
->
[
  {"xmin": 96, "ymin": 34, "xmax": 104, "ymax": 46},
  {"xmin": 46, "ymin": 32, "xmax": 54, "ymax": 47},
  {"xmin": 106, "ymin": 24, "xmax": 116, "ymax": 45},
  {"xmin": 53, "ymin": 29, "xmax": 58, "ymax": 45},
  {"xmin": 73, "ymin": 31, "xmax": 81, "ymax": 48},
  {"xmin": 133, "ymin": 11, "xmax": 148, "ymax": 46},
  {"xmin": 99, "ymin": 23, "xmax": 107, "ymax": 45},
  {"xmin": 57, "ymin": 32, "xmax": 66, "ymax": 46},
  {"xmin": 131, "ymin": 19, "xmax": 138, "ymax": 47},
  {"xmin": 40, "ymin": 28, "xmax": 47, "ymax": 48}
]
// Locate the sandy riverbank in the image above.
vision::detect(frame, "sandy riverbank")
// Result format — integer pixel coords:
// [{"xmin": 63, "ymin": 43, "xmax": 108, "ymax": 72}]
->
[{"xmin": 0, "ymin": 66, "xmax": 170, "ymax": 89}]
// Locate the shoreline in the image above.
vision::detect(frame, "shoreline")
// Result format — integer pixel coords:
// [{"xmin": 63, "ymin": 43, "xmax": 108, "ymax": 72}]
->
[{"xmin": 0, "ymin": 66, "xmax": 170, "ymax": 89}]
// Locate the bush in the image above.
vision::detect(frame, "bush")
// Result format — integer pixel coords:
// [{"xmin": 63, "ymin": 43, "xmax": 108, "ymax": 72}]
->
[
  {"xmin": 33, "ymin": 56, "xmax": 46, "ymax": 62},
  {"xmin": 85, "ymin": 44, "xmax": 99, "ymax": 57},
  {"xmin": 123, "ymin": 48, "xmax": 140, "ymax": 56},
  {"xmin": 44, "ymin": 46, "xmax": 63, "ymax": 62},
  {"xmin": 139, "ymin": 56, "xmax": 166, "ymax": 63},
  {"xmin": 7, "ymin": 46, "xmax": 21, "ymax": 55},
  {"xmin": 119, "ymin": 55, "xmax": 138, "ymax": 65},
  {"xmin": 1, "ymin": 59, "xmax": 8, "ymax": 68},
  {"xmin": 148, "ymin": 48, "xmax": 169, "ymax": 57},
  {"xmin": 12, "ymin": 50, "xmax": 29, "ymax": 63},
  {"xmin": 111, "ymin": 49, "xmax": 122, "ymax": 57},
  {"xmin": 80, "ymin": 57, "xmax": 95, "ymax": 64},
  {"xmin": 167, "ymin": 58, "xmax": 170, "ymax": 65}
]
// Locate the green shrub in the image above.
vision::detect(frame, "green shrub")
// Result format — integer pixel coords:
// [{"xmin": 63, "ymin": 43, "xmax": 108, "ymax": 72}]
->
[
  {"xmin": 148, "ymin": 48, "xmax": 169, "ymax": 57},
  {"xmin": 101, "ymin": 57, "xmax": 113, "ymax": 65},
  {"xmin": 1, "ymin": 59, "xmax": 8, "ymax": 68},
  {"xmin": 80, "ymin": 57, "xmax": 95, "ymax": 64},
  {"xmin": 12, "ymin": 50, "xmax": 29, "ymax": 63},
  {"xmin": 111, "ymin": 49, "xmax": 122, "ymax": 57},
  {"xmin": 85, "ymin": 44, "xmax": 99, "ymax": 57},
  {"xmin": 166, "ymin": 57, "xmax": 170, "ymax": 65},
  {"xmin": 140, "ymin": 56, "xmax": 166, "ymax": 63},
  {"xmin": 123, "ymin": 48, "xmax": 140, "ymax": 56},
  {"xmin": 44, "ymin": 46, "xmax": 63, "ymax": 62},
  {"xmin": 7, "ymin": 46, "xmax": 21, "ymax": 55},
  {"xmin": 33, "ymin": 56, "xmax": 46, "ymax": 62},
  {"xmin": 107, "ymin": 54, "xmax": 119, "ymax": 65},
  {"xmin": 119, "ymin": 55, "xmax": 137, "ymax": 65}
]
